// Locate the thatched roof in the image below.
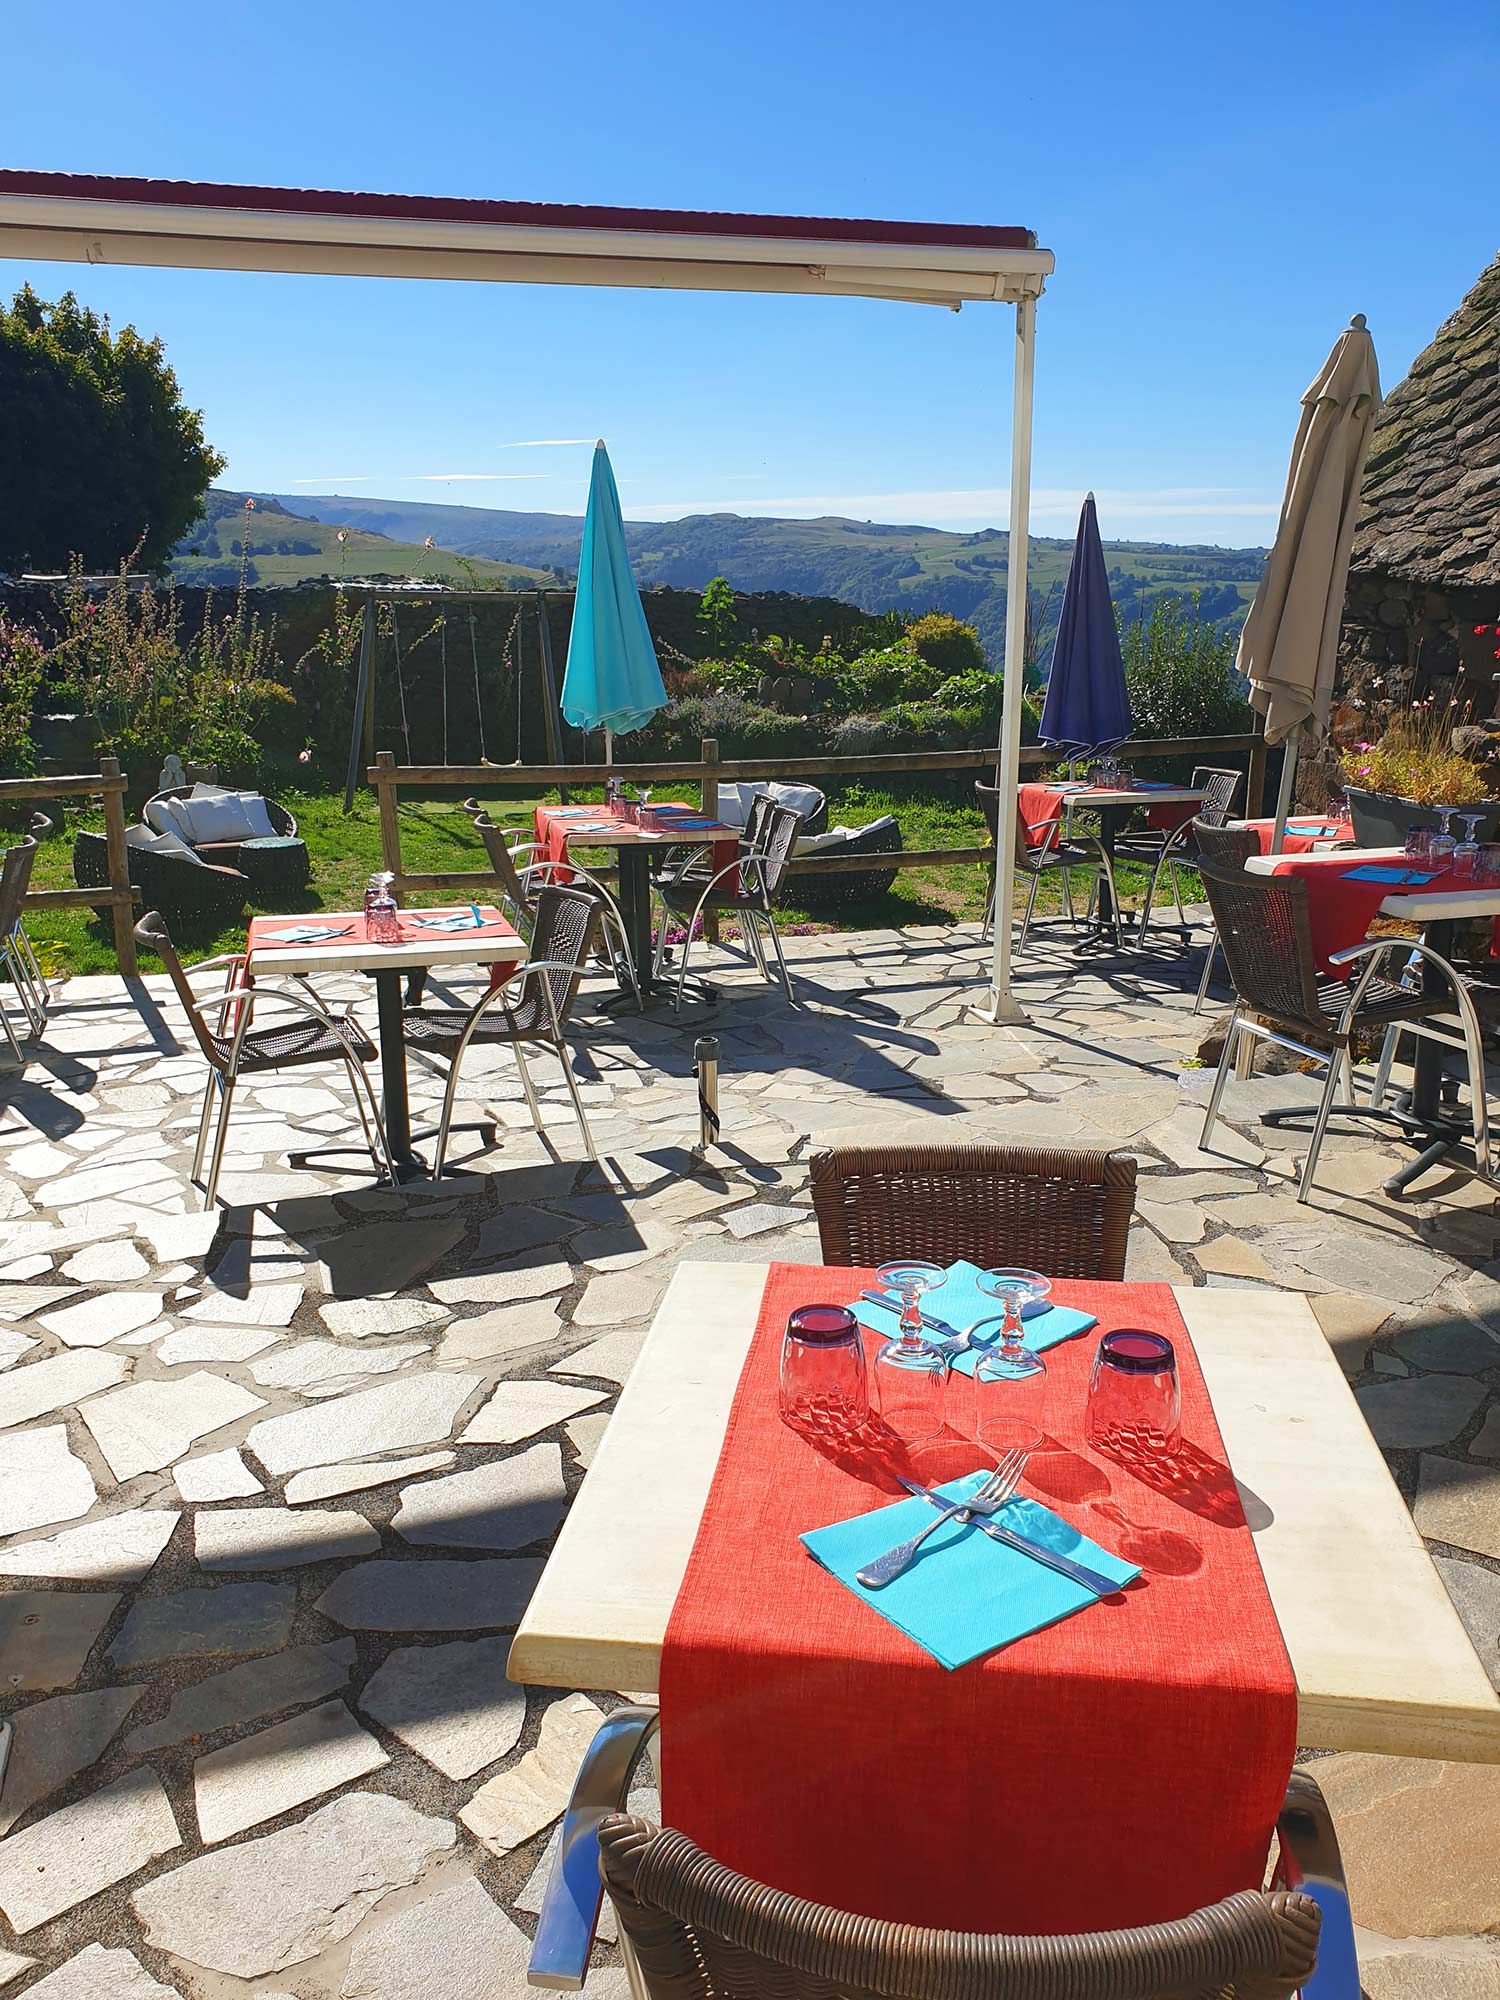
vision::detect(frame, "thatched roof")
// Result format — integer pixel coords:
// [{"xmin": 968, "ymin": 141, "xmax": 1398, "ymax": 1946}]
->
[{"xmin": 1352, "ymin": 251, "xmax": 1500, "ymax": 588}]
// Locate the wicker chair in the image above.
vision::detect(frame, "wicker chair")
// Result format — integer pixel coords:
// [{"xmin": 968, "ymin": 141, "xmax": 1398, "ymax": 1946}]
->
[
  {"xmin": 525, "ymin": 1708, "xmax": 1355, "ymax": 2000},
  {"xmin": 1116, "ymin": 767, "xmax": 1244, "ymax": 941},
  {"xmin": 1185, "ymin": 818, "xmax": 1261, "ymax": 1013},
  {"xmin": 976, "ymin": 781, "xmax": 1123, "ymax": 951},
  {"xmin": 809, "ymin": 1143, "xmax": 1136, "ymax": 1279},
  {"xmin": 402, "ymin": 883, "xmax": 602, "ymax": 1175},
  {"xmin": 652, "ymin": 800, "xmax": 803, "ymax": 1013},
  {"xmin": 135, "ymin": 910, "xmax": 391, "ymax": 1208},
  {"xmin": 0, "ymin": 817, "xmax": 49, "ymax": 1064},
  {"xmin": 1197, "ymin": 858, "xmax": 1491, "ymax": 1200}
]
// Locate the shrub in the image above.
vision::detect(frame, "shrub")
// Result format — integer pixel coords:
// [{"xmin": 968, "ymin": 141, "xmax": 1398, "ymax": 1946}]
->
[
  {"xmin": 1121, "ymin": 594, "xmax": 1251, "ymax": 738},
  {"xmin": 0, "ymin": 613, "xmax": 44, "ymax": 777},
  {"xmin": 906, "ymin": 611, "xmax": 987, "ymax": 677},
  {"xmin": 1340, "ymin": 707, "xmax": 1489, "ymax": 805}
]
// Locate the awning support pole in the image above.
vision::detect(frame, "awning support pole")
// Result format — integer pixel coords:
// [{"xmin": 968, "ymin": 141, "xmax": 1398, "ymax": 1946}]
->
[{"xmin": 976, "ymin": 287, "xmax": 1038, "ymax": 1026}]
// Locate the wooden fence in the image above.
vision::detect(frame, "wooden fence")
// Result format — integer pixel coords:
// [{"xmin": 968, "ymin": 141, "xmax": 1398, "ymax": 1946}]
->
[
  {"xmin": 368, "ymin": 731, "xmax": 1266, "ymax": 896},
  {"xmin": 1, "ymin": 758, "xmax": 138, "ymax": 977}
]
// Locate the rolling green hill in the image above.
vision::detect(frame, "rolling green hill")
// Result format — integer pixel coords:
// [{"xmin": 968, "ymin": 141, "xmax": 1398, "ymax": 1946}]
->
[
  {"xmin": 262, "ymin": 489, "xmax": 1267, "ymax": 657},
  {"xmin": 170, "ymin": 490, "xmax": 551, "ymax": 590}
]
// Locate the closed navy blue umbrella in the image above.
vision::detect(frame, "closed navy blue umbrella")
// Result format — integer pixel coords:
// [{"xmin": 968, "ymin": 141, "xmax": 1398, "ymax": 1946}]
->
[{"xmin": 1038, "ymin": 492, "xmax": 1131, "ymax": 756}]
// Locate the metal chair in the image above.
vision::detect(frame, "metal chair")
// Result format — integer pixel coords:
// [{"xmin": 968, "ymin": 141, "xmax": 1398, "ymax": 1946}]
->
[
  {"xmin": 463, "ymin": 799, "xmax": 640, "ymax": 1006},
  {"xmin": 975, "ymin": 782, "xmax": 1123, "ymax": 950},
  {"xmin": 1196, "ymin": 860, "xmax": 1490, "ymax": 1200},
  {"xmin": 402, "ymin": 883, "xmax": 602, "ymax": 1175},
  {"xmin": 1120, "ymin": 766, "xmax": 1243, "ymax": 940},
  {"xmin": 652, "ymin": 800, "xmax": 802, "ymax": 1013},
  {"xmin": 810, "ymin": 1142, "xmax": 1136, "ymax": 1278},
  {"xmin": 0, "ymin": 816, "xmax": 50, "ymax": 1062},
  {"xmin": 136, "ymin": 910, "xmax": 393, "ymax": 1208},
  {"xmin": 1185, "ymin": 818, "xmax": 1261, "ymax": 1013},
  {"xmin": 525, "ymin": 1706, "xmax": 1356, "ymax": 1999}
]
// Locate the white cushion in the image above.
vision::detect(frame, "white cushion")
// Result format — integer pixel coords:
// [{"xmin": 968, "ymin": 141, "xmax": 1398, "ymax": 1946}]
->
[
  {"xmin": 769, "ymin": 783, "xmax": 824, "ymax": 821},
  {"xmin": 716, "ymin": 782, "xmax": 765, "ymax": 830},
  {"xmin": 143, "ymin": 799, "xmax": 180, "ymax": 836},
  {"xmin": 234, "ymin": 792, "xmax": 277, "ymax": 839},
  {"xmin": 180, "ymin": 792, "xmax": 257, "ymax": 844},
  {"xmin": 795, "ymin": 828, "xmax": 852, "ymax": 853},
  {"xmin": 125, "ymin": 826, "xmax": 205, "ymax": 866}
]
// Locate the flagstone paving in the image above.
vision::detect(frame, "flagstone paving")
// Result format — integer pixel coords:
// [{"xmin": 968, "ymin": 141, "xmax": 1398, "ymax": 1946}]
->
[{"xmin": 0, "ymin": 922, "xmax": 1496, "ymax": 1993}]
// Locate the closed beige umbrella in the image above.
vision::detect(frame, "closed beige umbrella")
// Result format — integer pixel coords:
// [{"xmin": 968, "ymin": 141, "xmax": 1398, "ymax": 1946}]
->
[{"xmin": 1240, "ymin": 315, "xmax": 1382, "ymax": 845}]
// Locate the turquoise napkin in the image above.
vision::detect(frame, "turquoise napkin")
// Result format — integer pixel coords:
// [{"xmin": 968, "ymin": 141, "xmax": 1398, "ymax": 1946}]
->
[
  {"xmin": 802, "ymin": 1470, "xmax": 1138, "ymax": 1669},
  {"xmin": 850, "ymin": 1260, "xmax": 1096, "ymax": 1374}
]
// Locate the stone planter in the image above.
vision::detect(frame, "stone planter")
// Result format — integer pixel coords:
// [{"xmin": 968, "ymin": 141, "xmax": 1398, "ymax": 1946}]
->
[{"xmin": 1344, "ymin": 786, "xmax": 1500, "ymax": 847}]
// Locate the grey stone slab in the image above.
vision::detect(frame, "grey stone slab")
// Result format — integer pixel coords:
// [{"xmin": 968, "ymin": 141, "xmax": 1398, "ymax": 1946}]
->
[
  {"xmin": 722, "ymin": 1203, "xmax": 807, "ymax": 1239},
  {"xmin": 569, "ymin": 1270, "xmax": 666, "ymax": 1328},
  {"xmin": 20, "ymin": 1946, "xmax": 179, "ymax": 2000},
  {"xmin": 1393, "ymin": 1316, "xmax": 1500, "ymax": 1376},
  {"xmin": 460, "ymin": 1692, "xmax": 604, "ymax": 1855},
  {"xmin": 195, "ymin": 1505, "xmax": 381, "ymax": 1571},
  {"xmin": 0, "ymin": 1329, "xmax": 37, "ymax": 1370},
  {"xmin": 317, "ymin": 1217, "xmax": 466, "ymax": 1298},
  {"xmin": 0, "ymin": 1423, "xmax": 95, "ymax": 1537},
  {"xmin": 174, "ymin": 1447, "xmax": 262, "ymax": 1500},
  {"xmin": 391, "ymin": 1443, "xmax": 568, "ymax": 1551},
  {"xmin": 0, "ymin": 1768, "xmax": 180, "ymax": 1933},
  {"xmin": 0, "ymin": 1590, "xmax": 118, "ymax": 1692},
  {"xmin": 0, "ymin": 1509, "xmax": 178, "ymax": 1583},
  {"xmin": 339, "ymin": 1873, "xmax": 529, "ymax": 2000},
  {"xmin": 565, "ymin": 1410, "xmax": 611, "ymax": 1466},
  {"xmin": 1357, "ymin": 1375, "xmax": 1486, "ymax": 1450},
  {"xmin": 472, "ymin": 1206, "xmax": 572, "ymax": 1261},
  {"xmin": 429, "ymin": 1257, "xmax": 571, "ymax": 1307},
  {"xmin": 316, "ymin": 1558, "xmax": 542, "ymax": 1631},
  {"xmin": 37, "ymin": 1290, "xmax": 165, "ymax": 1348},
  {"xmin": 133, "ymin": 1790, "xmax": 456, "ymax": 1978},
  {"xmin": 460, "ymin": 1380, "xmax": 606, "ymax": 1445},
  {"xmin": 60, "ymin": 1240, "xmax": 150, "ymax": 1283},
  {"xmin": 246, "ymin": 1371, "xmax": 482, "ymax": 1475},
  {"xmin": 129, "ymin": 1638, "xmax": 357, "ymax": 1753},
  {"xmin": 182, "ymin": 1281, "xmax": 304, "ymax": 1328},
  {"xmin": 136, "ymin": 1212, "xmax": 221, "ymax": 1263},
  {"xmin": 248, "ymin": 1338, "xmax": 429, "ymax": 1396},
  {"xmin": 284, "ymin": 1450, "xmax": 455, "ymax": 1504},
  {"xmin": 358, "ymin": 1636, "xmax": 526, "ymax": 1779},
  {"xmin": 437, "ymin": 1302, "xmax": 562, "ymax": 1364},
  {"xmin": 1474, "ymin": 1407, "xmax": 1500, "ymax": 1460},
  {"xmin": 1151, "ymin": 1107, "xmax": 1266, "ymax": 1171},
  {"xmin": 109, "ymin": 1581, "xmax": 296, "ymax": 1669},
  {"xmin": 550, "ymin": 1323, "xmax": 650, "ymax": 1389},
  {"xmin": 0, "ymin": 1348, "xmax": 128, "ymax": 1429},
  {"xmin": 1436, "ymin": 1556, "xmax": 1500, "ymax": 1689},
  {"xmin": 192, "ymin": 1697, "xmax": 389, "ymax": 1845},
  {"xmin": 319, "ymin": 1297, "xmax": 451, "ymax": 1339},
  {"xmin": 1282, "ymin": 1226, "xmax": 1454, "ymax": 1307},
  {"xmin": 1415, "ymin": 1457, "xmax": 1500, "ymax": 1558},
  {"xmin": 155, "ymin": 1323, "xmax": 282, "ymax": 1364},
  {"xmin": 0, "ymin": 1950, "xmax": 32, "ymax": 1991},
  {"xmin": 82, "ymin": 1372, "xmax": 266, "ymax": 1481},
  {"xmin": 0, "ymin": 1285, "xmax": 76, "ymax": 1319},
  {"xmin": 0, "ymin": 1686, "xmax": 147, "ymax": 1835}
]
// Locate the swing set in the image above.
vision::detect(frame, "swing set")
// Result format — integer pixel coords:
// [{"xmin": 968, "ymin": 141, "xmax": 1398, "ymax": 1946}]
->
[{"xmin": 341, "ymin": 586, "xmax": 569, "ymax": 810}]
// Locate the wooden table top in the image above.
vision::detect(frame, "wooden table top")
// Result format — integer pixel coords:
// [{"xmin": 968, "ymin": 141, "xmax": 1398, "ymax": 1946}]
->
[{"xmin": 509, "ymin": 1262, "xmax": 1500, "ymax": 1763}]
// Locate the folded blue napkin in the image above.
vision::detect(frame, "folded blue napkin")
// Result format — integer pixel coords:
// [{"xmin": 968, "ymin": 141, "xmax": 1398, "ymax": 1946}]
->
[
  {"xmin": 802, "ymin": 1470, "xmax": 1138, "ymax": 1669},
  {"xmin": 1342, "ymin": 865, "xmax": 1440, "ymax": 886},
  {"xmin": 851, "ymin": 1259, "xmax": 1096, "ymax": 1375}
]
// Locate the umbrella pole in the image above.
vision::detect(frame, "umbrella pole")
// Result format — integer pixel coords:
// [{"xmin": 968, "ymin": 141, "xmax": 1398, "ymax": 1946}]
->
[
  {"xmin": 976, "ymin": 288, "xmax": 1038, "ymax": 1027},
  {"xmin": 1270, "ymin": 731, "xmax": 1299, "ymax": 853}
]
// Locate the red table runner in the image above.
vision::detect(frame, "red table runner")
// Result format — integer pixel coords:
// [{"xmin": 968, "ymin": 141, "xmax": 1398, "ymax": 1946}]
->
[
  {"xmin": 1263, "ymin": 848, "xmax": 1481, "ymax": 974},
  {"xmin": 660, "ymin": 1265, "xmax": 1296, "ymax": 1937},
  {"xmin": 1017, "ymin": 783, "xmax": 1197, "ymax": 850},
  {"xmin": 532, "ymin": 802, "xmax": 739, "ymax": 889}
]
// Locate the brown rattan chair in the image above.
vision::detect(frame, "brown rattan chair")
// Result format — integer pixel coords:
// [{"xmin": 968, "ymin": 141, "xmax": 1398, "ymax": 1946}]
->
[
  {"xmin": 976, "ymin": 781, "xmax": 1123, "ymax": 951},
  {"xmin": 135, "ymin": 910, "xmax": 392, "ymax": 1207},
  {"xmin": 402, "ymin": 882, "xmax": 602, "ymax": 1174},
  {"xmin": 1184, "ymin": 818, "xmax": 1261, "ymax": 1014},
  {"xmin": 525, "ymin": 1708, "xmax": 1355, "ymax": 1999},
  {"xmin": 1196, "ymin": 858, "xmax": 1491, "ymax": 1200},
  {"xmin": 809, "ymin": 1143, "xmax": 1136, "ymax": 1279}
]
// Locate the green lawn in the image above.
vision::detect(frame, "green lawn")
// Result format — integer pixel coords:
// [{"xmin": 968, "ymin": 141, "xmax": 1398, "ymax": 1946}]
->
[{"xmin": 27, "ymin": 781, "xmax": 1173, "ymax": 977}]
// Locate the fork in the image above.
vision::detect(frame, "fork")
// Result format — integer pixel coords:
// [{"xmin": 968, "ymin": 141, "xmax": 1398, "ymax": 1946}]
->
[{"xmin": 856, "ymin": 1448, "xmax": 1027, "ymax": 1589}]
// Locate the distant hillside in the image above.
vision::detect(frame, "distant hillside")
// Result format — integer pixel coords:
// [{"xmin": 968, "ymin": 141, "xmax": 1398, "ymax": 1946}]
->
[
  {"xmin": 170, "ymin": 490, "xmax": 551, "ymax": 590},
  {"xmin": 265, "ymin": 490, "xmax": 1268, "ymax": 657}
]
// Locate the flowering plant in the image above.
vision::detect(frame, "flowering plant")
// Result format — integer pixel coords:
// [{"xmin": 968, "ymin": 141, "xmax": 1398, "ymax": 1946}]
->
[{"xmin": 1340, "ymin": 704, "xmax": 1488, "ymax": 806}]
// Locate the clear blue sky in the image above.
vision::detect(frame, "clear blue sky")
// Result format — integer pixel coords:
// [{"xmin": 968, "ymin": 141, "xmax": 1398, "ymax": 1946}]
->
[{"xmin": 6, "ymin": 0, "xmax": 1498, "ymax": 547}]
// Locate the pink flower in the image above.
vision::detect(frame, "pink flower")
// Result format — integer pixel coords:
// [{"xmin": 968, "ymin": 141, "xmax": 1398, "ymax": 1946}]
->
[
  {"xmin": 297, "ymin": 748, "xmax": 311, "ymax": 764},
  {"xmin": 1356, "ymin": 740, "xmax": 1371, "ymax": 751}
]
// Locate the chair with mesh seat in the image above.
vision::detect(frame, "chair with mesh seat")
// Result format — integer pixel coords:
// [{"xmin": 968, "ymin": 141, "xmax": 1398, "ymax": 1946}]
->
[
  {"xmin": 1113, "ymin": 766, "xmax": 1242, "ymax": 941},
  {"xmin": 1196, "ymin": 859, "xmax": 1491, "ymax": 1200},
  {"xmin": 402, "ymin": 882, "xmax": 602, "ymax": 1175},
  {"xmin": 652, "ymin": 800, "xmax": 802, "ymax": 1013},
  {"xmin": 135, "ymin": 910, "xmax": 392, "ymax": 1208},
  {"xmin": 463, "ymin": 799, "xmax": 640, "ymax": 1006},
  {"xmin": 809, "ymin": 1142, "xmax": 1137, "ymax": 1278},
  {"xmin": 524, "ymin": 1706, "xmax": 1356, "ymax": 2000},
  {"xmin": 975, "ymin": 780, "xmax": 1123, "ymax": 951},
  {"xmin": 0, "ymin": 816, "xmax": 51, "ymax": 1063},
  {"xmin": 1183, "ymin": 817, "xmax": 1261, "ymax": 1013}
]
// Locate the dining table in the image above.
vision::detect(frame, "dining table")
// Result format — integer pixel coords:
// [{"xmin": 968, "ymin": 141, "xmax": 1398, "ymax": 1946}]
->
[
  {"xmin": 1246, "ymin": 846, "xmax": 1500, "ymax": 1193},
  {"xmin": 244, "ymin": 903, "xmax": 526, "ymax": 1180},
  {"xmin": 1020, "ymin": 780, "xmax": 1206, "ymax": 936},
  {"xmin": 509, "ymin": 1259, "xmax": 1500, "ymax": 1765}
]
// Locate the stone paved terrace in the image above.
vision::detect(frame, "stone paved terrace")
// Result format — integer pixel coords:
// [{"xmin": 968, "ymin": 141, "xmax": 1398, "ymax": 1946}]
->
[{"xmin": 0, "ymin": 921, "xmax": 1497, "ymax": 1999}]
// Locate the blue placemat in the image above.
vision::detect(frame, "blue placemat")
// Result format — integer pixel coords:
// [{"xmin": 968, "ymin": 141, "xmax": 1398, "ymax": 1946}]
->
[
  {"xmin": 801, "ymin": 1470, "xmax": 1138, "ymax": 1669},
  {"xmin": 1342, "ymin": 865, "xmax": 1440, "ymax": 886}
]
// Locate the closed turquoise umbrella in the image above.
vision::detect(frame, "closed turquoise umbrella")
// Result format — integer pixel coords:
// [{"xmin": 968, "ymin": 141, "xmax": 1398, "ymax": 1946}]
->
[{"xmin": 561, "ymin": 442, "xmax": 667, "ymax": 741}]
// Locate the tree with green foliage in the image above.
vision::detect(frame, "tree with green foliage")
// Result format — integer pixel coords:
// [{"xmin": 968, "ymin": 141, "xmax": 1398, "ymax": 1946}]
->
[
  {"xmin": 1121, "ymin": 593, "xmax": 1252, "ymax": 738},
  {"xmin": 0, "ymin": 286, "xmax": 225, "ymax": 575},
  {"xmin": 696, "ymin": 575, "xmax": 737, "ymax": 652}
]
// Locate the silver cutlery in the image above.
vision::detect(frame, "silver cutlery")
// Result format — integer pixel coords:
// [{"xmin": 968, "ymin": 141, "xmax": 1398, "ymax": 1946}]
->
[
  {"xmin": 857, "ymin": 1448, "xmax": 1026, "ymax": 1589},
  {"xmin": 896, "ymin": 1476, "xmax": 1121, "ymax": 1597},
  {"xmin": 854, "ymin": 1291, "xmax": 994, "ymax": 1352}
]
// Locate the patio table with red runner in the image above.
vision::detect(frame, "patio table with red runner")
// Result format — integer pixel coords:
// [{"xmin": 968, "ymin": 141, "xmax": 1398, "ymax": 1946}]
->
[
  {"xmin": 1237, "ymin": 813, "xmax": 1354, "ymax": 856},
  {"xmin": 659, "ymin": 1263, "xmax": 1296, "ymax": 1937},
  {"xmin": 533, "ymin": 800, "xmax": 738, "ymax": 1001},
  {"xmin": 1017, "ymin": 778, "xmax": 1205, "ymax": 936}
]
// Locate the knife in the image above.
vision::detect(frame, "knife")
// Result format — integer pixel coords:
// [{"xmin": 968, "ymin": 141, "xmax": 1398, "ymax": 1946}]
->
[
  {"xmin": 854, "ymin": 1290, "xmax": 978, "ymax": 1350},
  {"xmin": 896, "ymin": 1478, "xmax": 1122, "ymax": 1598}
]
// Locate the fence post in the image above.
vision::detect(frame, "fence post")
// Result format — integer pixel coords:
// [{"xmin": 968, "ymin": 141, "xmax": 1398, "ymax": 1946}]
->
[
  {"xmin": 699, "ymin": 737, "xmax": 721, "ymax": 945},
  {"xmin": 1246, "ymin": 713, "xmax": 1267, "ymax": 819},
  {"xmin": 374, "ymin": 751, "xmax": 403, "ymax": 885},
  {"xmin": 100, "ymin": 755, "xmax": 138, "ymax": 978}
]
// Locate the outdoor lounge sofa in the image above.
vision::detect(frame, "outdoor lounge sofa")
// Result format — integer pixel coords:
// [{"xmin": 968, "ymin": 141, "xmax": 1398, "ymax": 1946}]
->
[
  {"xmin": 143, "ymin": 782, "xmax": 309, "ymax": 890},
  {"xmin": 74, "ymin": 824, "xmax": 249, "ymax": 925}
]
